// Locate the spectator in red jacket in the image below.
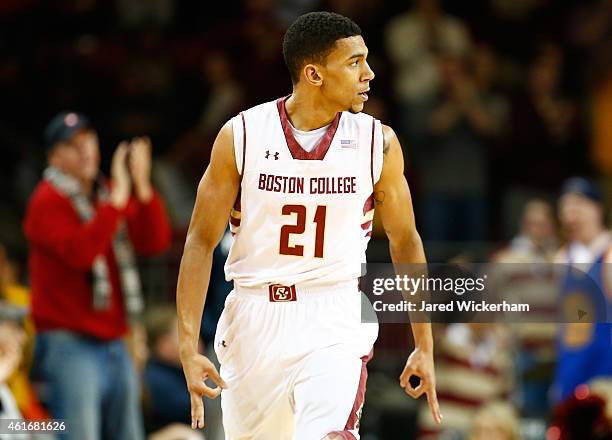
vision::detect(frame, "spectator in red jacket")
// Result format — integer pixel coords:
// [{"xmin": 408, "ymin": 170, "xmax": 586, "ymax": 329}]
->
[{"xmin": 24, "ymin": 111, "xmax": 171, "ymax": 440}]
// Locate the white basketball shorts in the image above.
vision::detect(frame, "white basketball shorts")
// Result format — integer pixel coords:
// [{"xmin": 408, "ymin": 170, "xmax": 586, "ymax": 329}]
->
[{"xmin": 213, "ymin": 279, "xmax": 379, "ymax": 440}]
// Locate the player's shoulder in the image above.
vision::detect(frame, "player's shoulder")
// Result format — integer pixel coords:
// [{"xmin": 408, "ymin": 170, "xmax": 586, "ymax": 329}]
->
[
  {"xmin": 339, "ymin": 111, "xmax": 384, "ymax": 138},
  {"xmin": 345, "ymin": 112, "xmax": 394, "ymax": 136},
  {"xmin": 228, "ymin": 99, "xmax": 279, "ymax": 140},
  {"xmin": 381, "ymin": 124, "xmax": 396, "ymax": 140},
  {"xmin": 239, "ymin": 98, "xmax": 279, "ymax": 119},
  {"xmin": 341, "ymin": 110, "xmax": 377, "ymax": 124}
]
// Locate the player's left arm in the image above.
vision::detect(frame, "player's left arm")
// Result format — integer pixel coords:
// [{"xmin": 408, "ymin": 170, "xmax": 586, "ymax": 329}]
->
[{"xmin": 374, "ymin": 124, "xmax": 442, "ymax": 424}]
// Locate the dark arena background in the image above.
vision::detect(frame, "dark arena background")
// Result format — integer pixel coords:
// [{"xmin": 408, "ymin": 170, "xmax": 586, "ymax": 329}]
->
[{"xmin": 0, "ymin": 1, "xmax": 611, "ymax": 439}]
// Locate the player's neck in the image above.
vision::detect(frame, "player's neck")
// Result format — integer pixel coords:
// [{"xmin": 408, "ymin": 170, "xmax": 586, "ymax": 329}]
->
[{"xmin": 285, "ymin": 90, "xmax": 339, "ymax": 131}]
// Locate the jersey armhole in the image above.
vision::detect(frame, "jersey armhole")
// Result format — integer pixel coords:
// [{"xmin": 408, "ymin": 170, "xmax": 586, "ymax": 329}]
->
[
  {"xmin": 371, "ymin": 119, "xmax": 383, "ymax": 185},
  {"xmin": 231, "ymin": 113, "xmax": 247, "ymax": 176}
]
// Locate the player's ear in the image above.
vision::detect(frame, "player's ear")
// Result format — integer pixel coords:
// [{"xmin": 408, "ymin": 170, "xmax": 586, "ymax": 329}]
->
[{"xmin": 303, "ymin": 64, "xmax": 323, "ymax": 87}]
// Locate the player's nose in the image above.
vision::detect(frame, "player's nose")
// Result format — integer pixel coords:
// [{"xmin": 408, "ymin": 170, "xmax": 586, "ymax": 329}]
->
[{"xmin": 362, "ymin": 61, "xmax": 375, "ymax": 82}]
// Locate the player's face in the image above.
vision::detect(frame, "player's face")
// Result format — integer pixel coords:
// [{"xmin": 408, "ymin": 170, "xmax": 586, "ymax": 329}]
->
[
  {"xmin": 319, "ymin": 35, "xmax": 375, "ymax": 113},
  {"xmin": 50, "ymin": 129, "xmax": 100, "ymax": 183}
]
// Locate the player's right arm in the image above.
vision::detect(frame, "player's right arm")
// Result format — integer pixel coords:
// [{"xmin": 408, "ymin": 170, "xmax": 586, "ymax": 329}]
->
[
  {"xmin": 374, "ymin": 124, "xmax": 442, "ymax": 424},
  {"xmin": 177, "ymin": 120, "xmax": 239, "ymax": 429}
]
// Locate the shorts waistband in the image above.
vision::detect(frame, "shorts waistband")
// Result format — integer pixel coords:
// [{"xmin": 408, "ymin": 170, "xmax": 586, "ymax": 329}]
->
[{"xmin": 234, "ymin": 279, "xmax": 359, "ymax": 300}]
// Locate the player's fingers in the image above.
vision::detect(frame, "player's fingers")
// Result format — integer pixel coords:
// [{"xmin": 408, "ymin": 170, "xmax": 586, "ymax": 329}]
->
[
  {"xmin": 188, "ymin": 380, "xmax": 208, "ymax": 396},
  {"xmin": 404, "ymin": 381, "xmax": 425, "ymax": 398},
  {"xmin": 399, "ymin": 365, "xmax": 416, "ymax": 387},
  {"xmin": 201, "ymin": 383, "xmax": 222, "ymax": 399},
  {"xmin": 426, "ymin": 387, "xmax": 442, "ymax": 424},
  {"xmin": 190, "ymin": 392, "xmax": 205, "ymax": 429},
  {"xmin": 206, "ymin": 364, "xmax": 228, "ymax": 389},
  {"xmin": 189, "ymin": 374, "xmax": 221, "ymax": 399}
]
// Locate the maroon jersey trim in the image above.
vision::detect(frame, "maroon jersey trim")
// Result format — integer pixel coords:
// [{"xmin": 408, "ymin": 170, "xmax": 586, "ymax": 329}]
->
[
  {"xmin": 276, "ymin": 96, "xmax": 341, "ymax": 161},
  {"xmin": 240, "ymin": 111, "xmax": 246, "ymax": 176},
  {"xmin": 370, "ymin": 118, "xmax": 375, "ymax": 186}
]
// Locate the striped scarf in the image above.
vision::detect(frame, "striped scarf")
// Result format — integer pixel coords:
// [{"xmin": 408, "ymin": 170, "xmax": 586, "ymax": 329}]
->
[{"xmin": 44, "ymin": 167, "xmax": 143, "ymax": 321}]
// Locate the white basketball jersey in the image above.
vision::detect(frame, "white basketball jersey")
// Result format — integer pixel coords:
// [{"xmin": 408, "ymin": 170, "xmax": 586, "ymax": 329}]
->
[{"xmin": 224, "ymin": 97, "xmax": 383, "ymax": 288}]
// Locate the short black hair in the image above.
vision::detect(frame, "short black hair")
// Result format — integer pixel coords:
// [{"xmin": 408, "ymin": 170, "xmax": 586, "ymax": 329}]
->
[{"xmin": 282, "ymin": 11, "xmax": 361, "ymax": 85}]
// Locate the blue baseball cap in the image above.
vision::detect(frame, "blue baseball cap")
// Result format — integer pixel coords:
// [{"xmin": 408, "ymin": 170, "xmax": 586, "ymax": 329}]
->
[
  {"xmin": 560, "ymin": 177, "xmax": 603, "ymax": 204},
  {"xmin": 44, "ymin": 111, "xmax": 92, "ymax": 149}
]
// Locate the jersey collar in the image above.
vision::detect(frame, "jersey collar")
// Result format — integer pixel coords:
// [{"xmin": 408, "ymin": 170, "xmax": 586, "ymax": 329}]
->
[{"xmin": 276, "ymin": 96, "xmax": 341, "ymax": 160}]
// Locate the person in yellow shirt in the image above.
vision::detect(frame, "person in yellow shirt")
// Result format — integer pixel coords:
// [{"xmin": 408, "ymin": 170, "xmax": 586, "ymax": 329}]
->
[{"xmin": 0, "ymin": 244, "xmax": 48, "ymax": 420}]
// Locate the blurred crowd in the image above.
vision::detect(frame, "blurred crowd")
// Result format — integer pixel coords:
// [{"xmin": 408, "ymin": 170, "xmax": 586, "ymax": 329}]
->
[{"xmin": 0, "ymin": 0, "xmax": 611, "ymax": 439}]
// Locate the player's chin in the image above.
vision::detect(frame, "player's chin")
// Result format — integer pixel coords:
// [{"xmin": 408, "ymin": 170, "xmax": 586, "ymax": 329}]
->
[{"xmin": 348, "ymin": 101, "xmax": 365, "ymax": 114}]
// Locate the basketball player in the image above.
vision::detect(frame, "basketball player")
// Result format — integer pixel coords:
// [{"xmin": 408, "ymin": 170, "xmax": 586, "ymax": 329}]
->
[
  {"xmin": 177, "ymin": 12, "xmax": 441, "ymax": 439},
  {"xmin": 554, "ymin": 177, "xmax": 612, "ymax": 402}
]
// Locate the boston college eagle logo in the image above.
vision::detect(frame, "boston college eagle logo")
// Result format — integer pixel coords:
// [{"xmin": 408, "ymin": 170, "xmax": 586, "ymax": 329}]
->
[{"xmin": 269, "ymin": 284, "xmax": 297, "ymax": 302}]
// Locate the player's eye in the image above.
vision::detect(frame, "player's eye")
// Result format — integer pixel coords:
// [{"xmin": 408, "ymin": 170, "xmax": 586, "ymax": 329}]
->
[{"xmin": 351, "ymin": 60, "xmax": 360, "ymax": 66}]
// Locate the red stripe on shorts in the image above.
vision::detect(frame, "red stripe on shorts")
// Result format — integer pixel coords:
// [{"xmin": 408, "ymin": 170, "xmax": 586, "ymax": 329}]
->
[
  {"xmin": 329, "ymin": 432, "xmax": 357, "ymax": 439},
  {"xmin": 327, "ymin": 349, "xmax": 373, "ymax": 439}
]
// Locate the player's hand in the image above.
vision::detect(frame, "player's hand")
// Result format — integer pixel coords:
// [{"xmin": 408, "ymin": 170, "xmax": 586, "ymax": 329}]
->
[
  {"xmin": 110, "ymin": 142, "xmax": 132, "ymax": 209},
  {"xmin": 128, "ymin": 136, "xmax": 153, "ymax": 202},
  {"xmin": 399, "ymin": 347, "xmax": 442, "ymax": 424},
  {"xmin": 182, "ymin": 353, "xmax": 227, "ymax": 429}
]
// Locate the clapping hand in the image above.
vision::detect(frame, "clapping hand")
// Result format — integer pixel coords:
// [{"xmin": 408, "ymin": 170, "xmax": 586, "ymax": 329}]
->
[
  {"xmin": 110, "ymin": 142, "xmax": 132, "ymax": 209},
  {"xmin": 128, "ymin": 137, "xmax": 153, "ymax": 202}
]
